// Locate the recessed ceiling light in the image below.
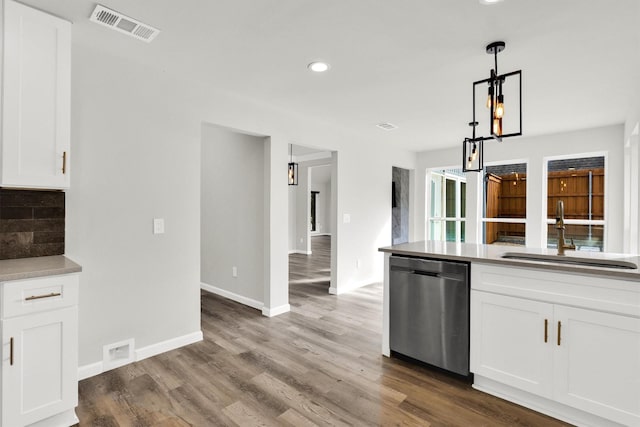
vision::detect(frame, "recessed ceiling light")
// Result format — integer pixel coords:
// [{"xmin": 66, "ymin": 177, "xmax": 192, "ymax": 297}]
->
[
  {"xmin": 479, "ymin": 0, "xmax": 504, "ymax": 4},
  {"xmin": 308, "ymin": 62, "xmax": 330, "ymax": 72}
]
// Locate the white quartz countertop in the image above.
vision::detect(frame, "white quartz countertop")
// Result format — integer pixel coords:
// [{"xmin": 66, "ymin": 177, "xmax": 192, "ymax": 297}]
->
[
  {"xmin": 379, "ymin": 241, "xmax": 640, "ymax": 282},
  {"xmin": 0, "ymin": 255, "xmax": 82, "ymax": 282}
]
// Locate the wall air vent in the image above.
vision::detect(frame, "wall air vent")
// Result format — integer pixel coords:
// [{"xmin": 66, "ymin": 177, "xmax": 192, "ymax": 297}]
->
[
  {"xmin": 89, "ymin": 5, "xmax": 160, "ymax": 43},
  {"xmin": 376, "ymin": 122, "xmax": 398, "ymax": 131}
]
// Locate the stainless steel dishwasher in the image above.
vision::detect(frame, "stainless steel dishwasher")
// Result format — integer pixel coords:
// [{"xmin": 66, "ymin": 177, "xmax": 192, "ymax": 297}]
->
[{"xmin": 389, "ymin": 255, "xmax": 470, "ymax": 376}]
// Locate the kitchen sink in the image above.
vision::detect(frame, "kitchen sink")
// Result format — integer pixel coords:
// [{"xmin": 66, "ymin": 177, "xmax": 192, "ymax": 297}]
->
[{"xmin": 501, "ymin": 252, "xmax": 638, "ymax": 270}]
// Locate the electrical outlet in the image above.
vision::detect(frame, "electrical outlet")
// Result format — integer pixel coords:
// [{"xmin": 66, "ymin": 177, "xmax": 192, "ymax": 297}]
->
[
  {"xmin": 343, "ymin": 213, "xmax": 351, "ymax": 223},
  {"xmin": 232, "ymin": 266, "xmax": 238, "ymax": 277},
  {"xmin": 356, "ymin": 258, "xmax": 361, "ymax": 268},
  {"xmin": 153, "ymin": 218, "xmax": 165, "ymax": 234},
  {"xmin": 300, "ymin": 238, "xmax": 303, "ymax": 243}
]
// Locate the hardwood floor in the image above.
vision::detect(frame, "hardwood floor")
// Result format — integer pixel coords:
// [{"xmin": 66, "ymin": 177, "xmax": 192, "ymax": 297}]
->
[
  {"xmin": 77, "ymin": 237, "xmax": 571, "ymax": 426},
  {"xmin": 289, "ymin": 235, "xmax": 332, "ymax": 295}
]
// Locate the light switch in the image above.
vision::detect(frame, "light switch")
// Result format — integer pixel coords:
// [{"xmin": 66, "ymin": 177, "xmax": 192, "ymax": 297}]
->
[
  {"xmin": 343, "ymin": 213, "xmax": 351, "ymax": 223},
  {"xmin": 153, "ymin": 218, "xmax": 165, "ymax": 234}
]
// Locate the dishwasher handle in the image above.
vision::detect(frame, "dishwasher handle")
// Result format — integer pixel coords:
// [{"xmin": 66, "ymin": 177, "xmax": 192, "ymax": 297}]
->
[{"xmin": 412, "ymin": 270, "xmax": 440, "ymax": 278}]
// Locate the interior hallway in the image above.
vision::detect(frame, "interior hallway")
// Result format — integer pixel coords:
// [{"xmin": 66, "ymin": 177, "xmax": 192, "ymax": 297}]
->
[{"xmin": 289, "ymin": 235, "xmax": 331, "ymax": 297}]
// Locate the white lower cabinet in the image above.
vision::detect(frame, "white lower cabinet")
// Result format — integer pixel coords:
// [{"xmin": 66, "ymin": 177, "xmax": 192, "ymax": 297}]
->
[
  {"xmin": 553, "ymin": 306, "xmax": 640, "ymax": 426},
  {"xmin": 1, "ymin": 274, "xmax": 79, "ymax": 427},
  {"xmin": 471, "ymin": 292, "xmax": 554, "ymax": 397},
  {"xmin": 471, "ymin": 264, "xmax": 640, "ymax": 427}
]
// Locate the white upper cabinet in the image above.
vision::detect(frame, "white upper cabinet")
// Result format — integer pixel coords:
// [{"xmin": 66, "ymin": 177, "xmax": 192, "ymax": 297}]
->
[{"xmin": 1, "ymin": 0, "xmax": 71, "ymax": 189}]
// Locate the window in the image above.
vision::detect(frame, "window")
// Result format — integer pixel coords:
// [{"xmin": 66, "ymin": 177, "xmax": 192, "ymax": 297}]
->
[
  {"xmin": 483, "ymin": 162, "xmax": 527, "ymax": 246},
  {"xmin": 546, "ymin": 156, "xmax": 605, "ymax": 252},
  {"xmin": 428, "ymin": 169, "xmax": 466, "ymax": 242}
]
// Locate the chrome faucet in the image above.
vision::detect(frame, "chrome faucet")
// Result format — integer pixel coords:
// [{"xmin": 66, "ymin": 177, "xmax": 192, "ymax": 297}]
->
[{"xmin": 556, "ymin": 200, "xmax": 575, "ymax": 256}]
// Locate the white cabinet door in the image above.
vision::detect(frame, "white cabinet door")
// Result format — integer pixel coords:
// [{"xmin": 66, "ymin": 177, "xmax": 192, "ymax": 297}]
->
[
  {"xmin": 470, "ymin": 291, "xmax": 554, "ymax": 397},
  {"xmin": 553, "ymin": 306, "xmax": 640, "ymax": 427},
  {"xmin": 1, "ymin": 306, "xmax": 78, "ymax": 427},
  {"xmin": 2, "ymin": 0, "xmax": 71, "ymax": 189}
]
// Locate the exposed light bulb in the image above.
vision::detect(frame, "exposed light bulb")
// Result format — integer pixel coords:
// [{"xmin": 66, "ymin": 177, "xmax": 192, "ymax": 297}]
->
[
  {"xmin": 471, "ymin": 144, "xmax": 478, "ymax": 161},
  {"xmin": 486, "ymin": 86, "xmax": 494, "ymax": 109},
  {"xmin": 495, "ymin": 94, "xmax": 504, "ymax": 118},
  {"xmin": 493, "ymin": 117, "xmax": 503, "ymax": 136}
]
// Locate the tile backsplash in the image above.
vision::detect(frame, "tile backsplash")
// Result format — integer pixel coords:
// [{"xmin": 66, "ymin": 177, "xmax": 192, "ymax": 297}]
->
[{"xmin": 0, "ymin": 189, "xmax": 65, "ymax": 260}]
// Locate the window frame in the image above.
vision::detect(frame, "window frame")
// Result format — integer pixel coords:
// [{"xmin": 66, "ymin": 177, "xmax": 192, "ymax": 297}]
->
[
  {"xmin": 542, "ymin": 151, "xmax": 608, "ymax": 252},
  {"xmin": 426, "ymin": 168, "xmax": 466, "ymax": 243},
  {"xmin": 481, "ymin": 159, "xmax": 529, "ymax": 247}
]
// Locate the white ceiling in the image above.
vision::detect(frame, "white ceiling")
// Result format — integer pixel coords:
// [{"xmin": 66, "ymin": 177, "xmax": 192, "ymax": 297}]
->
[{"xmin": 20, "ymin": 0, "xmax": 640, "ymax": 152}]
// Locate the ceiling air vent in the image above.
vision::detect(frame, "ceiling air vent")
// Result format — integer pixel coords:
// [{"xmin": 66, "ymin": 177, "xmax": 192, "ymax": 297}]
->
[
  {"xmin": 89, "ymin": 5, "xmax": 160, "ymax": 43},
  {"xmin": 376, "ymin": 122, "xmax": 398, "ymax": 131}
]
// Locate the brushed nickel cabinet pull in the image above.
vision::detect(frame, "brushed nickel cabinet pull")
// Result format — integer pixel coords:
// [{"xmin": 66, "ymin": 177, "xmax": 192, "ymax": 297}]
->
[
  {"xmin": 544, "ymin": 319, "xmax": 548, "ymax": 343},
  {"xmin": 557, "ymin": 321, "xmax": 562, "ymax": 346},
  {"xmin": 25, "ymin": 292, "xmax": 61, "ymax": 301},
  {"xmin": 10, "ymin": 337, "xmax": 14, "ymax": 366},
  {"xmin": 62, "ymin": 151, "xmax": 67, "ymax": 174}
]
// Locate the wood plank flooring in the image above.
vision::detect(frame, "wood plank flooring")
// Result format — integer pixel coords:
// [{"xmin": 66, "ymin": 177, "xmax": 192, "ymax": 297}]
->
[
  {"xmin": 288, "ymin": 235, "xmax": 332, "ymax": 295},
  {"xmin": 77, "ymin": 236, "xmax": 571, "ymax": 426}
]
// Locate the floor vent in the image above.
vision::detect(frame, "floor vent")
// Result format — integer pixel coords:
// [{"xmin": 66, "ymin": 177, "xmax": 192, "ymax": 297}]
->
[
  {"xmin": 90, "ymin": 5, "xmax": 160, "ymax": 43},
  {"xmin": 376, "ymin": 122, "xmax": 398, "ymax": 131},
  {"xmin": 103, "ymin": 338, "xmax": 135, "ymax": 371}
]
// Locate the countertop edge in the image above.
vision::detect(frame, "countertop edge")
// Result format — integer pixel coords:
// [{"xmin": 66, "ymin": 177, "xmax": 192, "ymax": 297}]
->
[
  {"xmin": 379, "ymin": 244, "xmax": 640, "ymax": 282},
  {"xmin": 0, "ymin": 256, "xmax": 82, "ymax": 282}
]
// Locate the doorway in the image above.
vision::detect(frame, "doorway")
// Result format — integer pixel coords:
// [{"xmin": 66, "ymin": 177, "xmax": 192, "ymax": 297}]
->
[
  {"xmin": 287, "ymin": 145, "xmax": 336, "ymax": 295},
  {"xmin": 392, "ymin": 166, "xmax": 410, "ymax": 245}
]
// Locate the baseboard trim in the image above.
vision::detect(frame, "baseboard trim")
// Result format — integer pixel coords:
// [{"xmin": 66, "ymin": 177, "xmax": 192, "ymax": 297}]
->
[
  {"xmin": 311, "ymin": 233, "xmax": 331, "ymax": 237},
  {"xmin": 29, "ymin": 409, "xmax": 79, "ymax": 427},
  {"xmin": 473, "ymin": 375, "xmax": 625, "ymax": 427},
  {"xmin": 330, "ymin": 280, "xmax": 377, "ymax": 295},
  {"xmin": 289, "ymin": 250, "xmax": 312, "ymax": 255},
  {"xmin": 77, "ymin": 330, "xmax": 203, "ymax": 381},
  {"xmin": 136, "ymin": 330, "xmax": 203, "ymax": 362},
  {"xmin": 262, "ymin": 304, "xmax": 290, "ymax": 317},
  {"xmin": 200, "ymin": 282, "xmax": 263, "ymax": 310},
  {"xmin": 78, "ymin": 361, "xmax": 103, "ymax": 381}
]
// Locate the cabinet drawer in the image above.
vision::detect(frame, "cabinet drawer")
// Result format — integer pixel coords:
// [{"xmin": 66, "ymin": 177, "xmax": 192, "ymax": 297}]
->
[{"xmin": 2, "ymin": 274, "xmax": 79, "ymax": 318}]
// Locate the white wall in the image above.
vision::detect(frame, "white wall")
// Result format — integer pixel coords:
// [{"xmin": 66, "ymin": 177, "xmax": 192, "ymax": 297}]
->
[
  {"xmin": 288, "ymin": 185, "xmax": 297, "ymax": 252},
  {"xmin": 64, "ymin": 35, "xmax": 415, "ymax": 368},
  {"xmin": 415, "ymin": 125, "xmax": 626, "ymax": 252},
  {"xmin": 334, "ymin": 147, "xmax": 415, "ymax": 293},
  {"xmin": 66, "ymin": 46, "xmax": 202, "ymax": 368},
  {"xmin": 262, "ymin": 136, "xmax": 291, "ymax": 316},
  {"xmin": 623, "ymin": 77, "xmax": 640, "ymax": 254},
  {"xmin": 201, "ymin": 124, "xmax": 265, "ymax": 304}
]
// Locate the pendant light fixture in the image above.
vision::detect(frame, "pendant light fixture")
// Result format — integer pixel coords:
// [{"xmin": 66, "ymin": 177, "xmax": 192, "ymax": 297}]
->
[
  {"xmin": 463, "ymin": 41, "xmax": 522, "ymax": 172},
  {"xmin": 288, "ymin": 144, "xmax": 298, "ymax": 186},
  {"xmin": 463, "ymin": 122, "xmax": 483, "ymax": 172}
]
